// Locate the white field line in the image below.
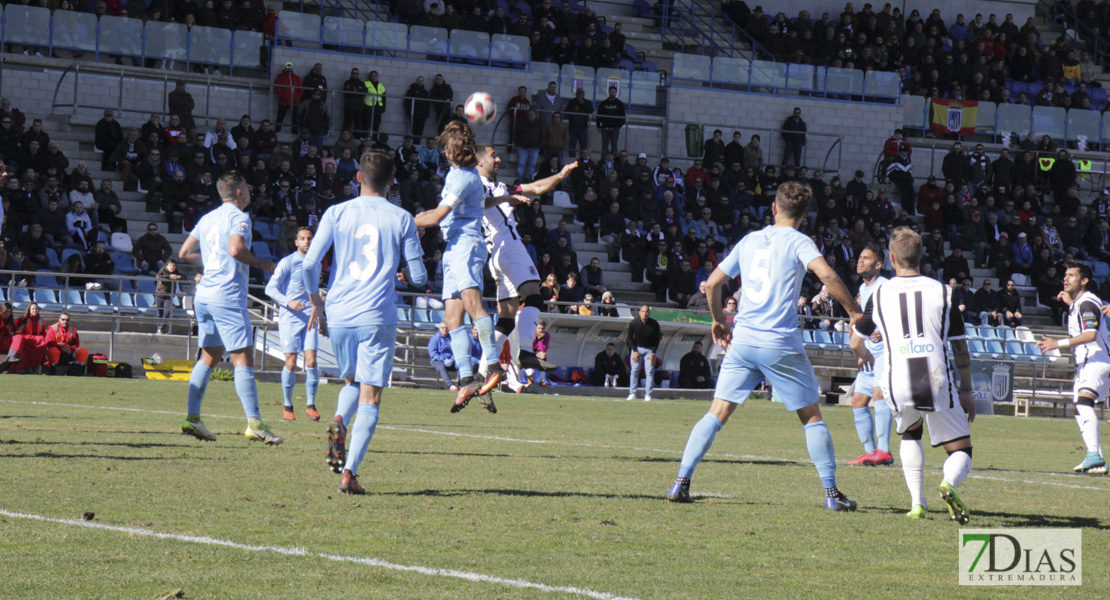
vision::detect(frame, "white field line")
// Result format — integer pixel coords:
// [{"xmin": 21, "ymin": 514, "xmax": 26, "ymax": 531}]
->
[
  {"xmin": 0, "ymin": 508, "xmax": 640, "ymax": 600},
  {"xmin": 3, "ymin": 399, "xmax": 1109, "ymax": 492}
]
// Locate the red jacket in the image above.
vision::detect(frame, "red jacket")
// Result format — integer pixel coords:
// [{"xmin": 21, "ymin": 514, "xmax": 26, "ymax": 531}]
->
[
  {"xmin": 882, "ymin": 136, "xmax": 912, "ymax": 157},
  {"xmin": 685, "ymin": 166, "xmax": 710, "ymax": 189},
  {"xmin": 46, "ymin": 323, "xmax": 81, "ymax": 350},
  {"xmin": 16, "ymin": 316, "xmax": 45, "ymax": 337},
  {"xmin": 0, "ymin": 315, "xmax": 17, "ymax": 337},
  {"xmin": 274, "ymin": 72, "xmax": 303, "ymax": 107},
  {"xmin": 507, "ymin": 96, "xmax": 531, "ymax": 124}
]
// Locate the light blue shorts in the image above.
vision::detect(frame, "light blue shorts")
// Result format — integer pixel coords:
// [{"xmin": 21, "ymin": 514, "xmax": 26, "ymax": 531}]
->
[
  {"xmin": 278, "ymin": 311, "xmax": 318, "ymax": 354},
  {"xmin": 442, "ymin": 233, "xmax": 487, "ymax": 300},
  {"xmin": 853, "ymin": 349, "xmax": 884, "ymax": 399},
  {"xmin": 195, "ymin": 302, "xmax": 253, "ymax": 352},
  {"xmin": 331, "ymin": 324, "xmax": 397, "ymax": 387},
  {"xmin": 714, "ymin": 344, "xmax": 820, "ymax": 411}
]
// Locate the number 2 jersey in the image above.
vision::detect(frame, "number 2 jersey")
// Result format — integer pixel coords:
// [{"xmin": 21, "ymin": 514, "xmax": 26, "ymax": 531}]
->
[
  {"xmin": 1068, "ymin": 291, "xmax": 1110, "ymax": 367},
  {"xmin": 718, "ymin": 226, "xmax": 822, "ymax": 351},
  {"xmin": 853, "ymin": 275, "xmax": 966, "ymax": 412}
]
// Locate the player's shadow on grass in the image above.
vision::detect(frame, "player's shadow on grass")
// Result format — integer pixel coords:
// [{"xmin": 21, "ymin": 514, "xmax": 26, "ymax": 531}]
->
[
  {"xmin": 865, "ymin": 506, "xmax": 1108, "ymax": 529},
  {"xmin": 369, "ymin": 449, "xmax": 515, "ymax": 459},
  {"xmin": 2, "ymin": 439, "xmax": 199, "ymax": 449},
  {"xmin": 0, "ymin": 451, "xmax": 201, "ymax": 461},
  {"xmin": 380, "ymin": 488, "xmax": 752, "ymax": 504},
  {"xmin": 630, "ymin": 456, "xmax": 799, "ymax": 467}
]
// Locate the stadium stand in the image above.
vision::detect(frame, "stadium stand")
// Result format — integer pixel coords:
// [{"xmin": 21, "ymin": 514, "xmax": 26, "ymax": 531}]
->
[{"xmin": 0, "ymin": 0, "xmax": 1097, "ymax": 400}]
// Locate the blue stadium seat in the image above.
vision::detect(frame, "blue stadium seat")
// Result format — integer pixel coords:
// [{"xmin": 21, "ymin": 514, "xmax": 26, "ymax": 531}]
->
[
  {"xmin": 134, "ymin": 293, "xmax": 158, "ymax": 315},
  {"xmin": 640, "ymin": 60, "xmax": 658, "ymax": 72},
  {"xmin": 802, "ymin": 329, "xmax": 816, "ymax": 347},
  {"xmin": 1091, "ymin": 87, "xmax": 1108, "ymax": 105},
  {"xmin": 46, "ymin": 248, "xmax": 62, "ymax": 269},
  {"xmin": 35, "ymin": 274, "xmax": 59, "ymax": 288},
  {"xmin": 111, "ymin": 252, "xmax": 140, "ymax": 275},
  {"xmin": 1005, "ymin": 340, "xmax": 1034, "ymax": 361},
  {"xmin": 136, "ymin": 278, "xmax": 157, "ymax": 294},
  {"xmin": 10, "ymin": 287, "xmax": 30, "ymax": 307},
  {"xmin": 33, "ymin": 288, "xmax": 61, "ymax": 311},
  {"xmin": 984, "ymin": 340, "xmax": 1005, "ymax": 358},
  {"xmin": 64, "ymin": 289, "xmax": 87, "ymax": 312},
  {"xmin": 111, "ymin": 292, "xmax": 139, "ymax": 314},
  {"xmin": 631, "ymin": 0, "xmax": 649, "ymax": 18},
  {"xmin": 252, "ymin": 242, "xmax": 274, "ymax": 260},
  {"xmin": 966, "ymin": 339, "xmax": 985, "ymax": 358},
  {"xmin": 396, "ymin": 306, "xmax": 409, "ymax": 322},
  {"xmin": 1095, "ymin": 261, "xmax": 1110, "ymax": 280},
  {"xmin": 86, "ymin": 291, "xmax": 115, "ymax": 313},
  {"xmin": 429, "ymin": 309, "xmax": 445, "ymax": 324}
]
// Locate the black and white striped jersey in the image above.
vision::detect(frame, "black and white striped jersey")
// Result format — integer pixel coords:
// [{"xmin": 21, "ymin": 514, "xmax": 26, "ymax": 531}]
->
[
  {"xmin": 480, "ymin": 175, "xmax": 519, "ymax": 252},
  {"xmin": 853, "ymin": 275, "xmax": 966, "ymax": 412},
  {"xmin": 1068, "ymin": 291, "xmax": 1110, "ymax": 366}
]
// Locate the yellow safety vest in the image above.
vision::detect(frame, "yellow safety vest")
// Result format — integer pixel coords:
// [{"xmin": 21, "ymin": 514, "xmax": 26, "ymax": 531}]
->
[{"xmin": 364, "ymin": 81, "xmax": 385, "ymax": 106}]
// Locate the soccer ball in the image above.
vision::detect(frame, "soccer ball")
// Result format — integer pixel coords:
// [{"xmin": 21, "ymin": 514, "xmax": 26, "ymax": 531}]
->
[{"xmin": 464, "ymin": 92, "xmax": 497, "ymax": 126}]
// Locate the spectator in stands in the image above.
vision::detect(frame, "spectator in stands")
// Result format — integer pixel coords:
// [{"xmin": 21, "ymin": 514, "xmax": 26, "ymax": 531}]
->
[
  {"xmin": 168, "ymin": 81, "xmax": 196, "ymax": 137},
  {"xmin": 560, "ymin": 271, "xmax": 585, "ymax": 311},
  {"xmin": 0, "ymin": 301, "xmax": 21, "ymax": 372},
  {"xmin": 68, "ymin": 179, "xmax": 96, "ymax": 224},
  {"xmin": 597, "ymin": 290, "xmax": 618, "ymax": 317},
  {"xmin": 810, "ymin": 284, "xmax": 839, "ymax": 330},
  {"xmin": 1049, "ymin": 151, "xmax": 1078, "ymax": 207},
  {"xmin": 273, "ymin": 62, "xmax": 302, "ymax": 133},
  {"xmin": 526, "ymin": 320, "xmax": 552, "ymax": 387},
  {"xmin": 82, "ymin": 239, "xmax": 119, "ymax": 291},
  {"xmin": 592, "ymin": 342, "xmax": 625, "ymax": 387},
  {"xmin": 133, "ymin": 222, "xmax": 172, "ymax": 275},
  {"xmin": 66, "ymin": 201, "xmax": 95, "ymax": 249},
  {"xmin": 298, "ymin": 89, "xmax": 330, "ymax": 151},
  {"xmin": 543, "ymin": 112, "xmax": 569, "ymax": 161},
  {"xmin": 578, "ymin": 293, "xmax": 597, "ymax": 315},
  {"xmin": 12, "ymin": 302, "xmax": 49, "ymax": 375},
  {"xmin": 998, "ymin": 278, "xmax": 1023, "ymax": 327},
  {"xmin": 1013, "ymin": 231, "xmax": 1035, "ymax": 273},
  {"xmin": 627, "ymin": 305, "xmax": 660, "ymax": 401},
  {"xmin": 533, "ymin": 81, "xmax": 562, "ymax": 122},
  {"xmin": 580, "ymin": 257, "xmax": 606, "ymax": 296},
  {"xmin": 596, "ymin": 86, "xmax": 626, "ymax": 156},
  {"xmin": 341, "ymin": 68, "xmax": 366, "ymax": 136},
  {"xmin": 0, "ymin": 99, "xmax": 25, "ymax": 135},
  {"xmin": 363, "ymin": 71, "xmax": 387, "ymax": 141},
  {"xmin": 622, "ymin": 220, "xmax": 647, "ymax": 282},
  {"xmin": 137, "ymin": 148, "xmax": 164, "ymax": 208},
  {"xmin": 428, "ymin": 74, "xmax": 454, "ymax": 134},
  {"xmin": 37, "ymin": 198, "xmax": 68, "ymax": 248},
  {"xmin": 780, "ymin": 107, "xmax": 806, "ymax": 167},
  {"xmin": 686, "ymin": 280, "xmax": 710, "ymax": 312},
  {"xmin": 563, "ymin": 89, "xmax": 593, "ymax": 154},
  {"xmin": 19, "ymin": 224, "xmax": 48, "ymax": 271},
  {"xmin": 667, "ymin": 257, "xmax": 696, "ymax": 307},
  {"xmin": 111, "ymin": 129, "xmax": 143, "ymax": 190},
  {"xmin": 45, "ymin": 312, "xmax": 90, "ymax": 375},
  {"xmin": 154, "ymin": 258, "xmax": 182, "ymax": 335},
  {"xmin": 1036, "ymin": 265, "xmax": 1066, "ymax": 323},
  {"xmin": 540, "ymin": 272, "xmax": 560, "ymax": 312},
  {"xmin": 646, "ymin": 238, "xmax": 672, "ymax": 301},
  {"xmin": 942, "ymin": 246, "xmax": 971, "ymax": 282},
  {"xmin": 679, "ymin": 341, "xmax": 713, "ymax": 389},
  {"xmin": 976, "ymin": 278, "xmax": 1001, "ymax": 326},
  {"xmin": 428, "ymin": 322, "xmax": 460, "ymax": 391},
  {"xmin": 506, "ymin": 86, "xmax": 532, "ymax": 152},
  {"xmin": 516, "ymin": 109, "xmax": 544, "ymax": 181}
]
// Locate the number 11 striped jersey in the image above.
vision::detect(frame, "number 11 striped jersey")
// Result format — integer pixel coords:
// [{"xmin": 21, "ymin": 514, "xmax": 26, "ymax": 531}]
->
[
  {"xmin": 718, "ymin": 226, "xmax": 822, "ymax": 350},
  {"xmin": 853, "ymin": 275, "xmax": 966, "ymax": 412}
]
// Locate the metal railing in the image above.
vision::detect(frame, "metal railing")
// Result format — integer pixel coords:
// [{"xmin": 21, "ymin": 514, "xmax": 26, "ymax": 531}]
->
[
  {"xmin": 661, "ymin": 0, "xmax": 773, "ymax": 62},
  {"xmin": 692, "ymin": 120, "xmax": 844, "ymax": 175},
  {"xmin": 302, "ymin": 0, "xmax": 396, "ymax": 25},
  {"xmin": 1045, "ymin": 0, "xmax": 1108, "ymax": 66}
]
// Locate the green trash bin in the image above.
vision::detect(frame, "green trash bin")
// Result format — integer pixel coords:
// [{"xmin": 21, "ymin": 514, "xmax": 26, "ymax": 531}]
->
[{"xmin": 684, "ymin": 124, "xmax": 703, "ymax": 158}]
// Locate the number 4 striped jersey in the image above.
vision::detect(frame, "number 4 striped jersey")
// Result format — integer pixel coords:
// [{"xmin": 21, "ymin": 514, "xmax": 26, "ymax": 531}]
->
[
  {"xmin": 718, "ymin": 226, "xmax": 823, "ymax": 351},
  {"xmin": 852, "ymin": 275, "xmax": 966, "ymax": 412},
  {"xmin": 301, "ymin": 195, "xmax": 426, "ymax": 329}
]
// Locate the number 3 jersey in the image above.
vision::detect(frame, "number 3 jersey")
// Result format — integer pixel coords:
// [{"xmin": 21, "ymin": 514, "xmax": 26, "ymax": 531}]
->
[
  {"xmin": 301, "ymin": 195, "xmax": 425, "ymax": 329},
  {"xmin": 1067, "ymin": 291, "xmax": 1110, "ymax": 366},
  {"xmin": 853, "ymin": 275, "xmax": 966, "ymax": 412},
  {"xmin": 719, "ymin": 226, "xmax": 822, "ymax": 351}
]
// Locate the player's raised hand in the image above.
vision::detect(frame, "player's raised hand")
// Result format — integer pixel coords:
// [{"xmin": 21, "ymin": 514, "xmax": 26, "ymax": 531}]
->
[
  {"xmin": 558, "ymin": 161, "xmax": 579, "ymax": 178},
  {"xmin": 397, "ymin": 270, "xmax": 409, "ymax": 285},
  {"xmin": 712, "ymin": 321, "xmax": 732, "ymax": 349},
  {"xmin": 1101, "ymin": 304, "xmax": 1110, "ymax": 318},
  {"xmin": 1036, "ymin": 336, "xmax": 1059, "ymax": 352},
  {"xmin": 959, "ymin": 389, "xmax": 977, "ymax": 423},
  {"xmin": 847, "ymin": 311, "xmax": 863, "ymax": 329}
]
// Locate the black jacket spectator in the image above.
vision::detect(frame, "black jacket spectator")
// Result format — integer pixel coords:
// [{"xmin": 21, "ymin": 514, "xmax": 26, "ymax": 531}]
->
[
  {"xmin": 627, "ymin": 311, "xmax": 661, "ymax": 351},
  {"xmin": 596, "ymin": 96, "xmax": 626, "ymax": 131},
  {"xmin": 95, "ymin": 111, "xmax": 124, "ymax": 170},
  {"xmin": 679, "ymin": 345, "xmax": 713, "ymax": 389},
  {"xmin": 591, "ymin": 345, "xmax": 627, "ymax": 386}
]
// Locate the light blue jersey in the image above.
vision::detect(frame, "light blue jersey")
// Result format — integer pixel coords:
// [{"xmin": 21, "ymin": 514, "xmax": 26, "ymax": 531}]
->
[
  {"xmin": 265, "ymin": 251, "xmax": 309, "ymax": 320},
  {"xmin": 192, "ymin": 202, "xmax": 252, "ymax": 308},
  {"xmin": 302, "ymin": 196, "xmax": 426, "ymax": 328},
  {"xmin": 438, "ymin": 165, "xmax": 485, "ymax": 241},
  {"xmin": 859, "ymin": 276, "xmax": 888, "ymax": 358},
  {"xmin": 719, "ymin": 226, "xmax": 822, "ymax": 350}
]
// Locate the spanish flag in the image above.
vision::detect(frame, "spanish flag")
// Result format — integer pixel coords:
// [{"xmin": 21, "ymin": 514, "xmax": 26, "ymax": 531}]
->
[{"xmin": 930, "ymin": 98, "xmax": 978, "ymax": 136}]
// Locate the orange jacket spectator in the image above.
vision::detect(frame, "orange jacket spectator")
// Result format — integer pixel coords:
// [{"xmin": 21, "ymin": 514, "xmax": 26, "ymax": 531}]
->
[
  {"xmin": 274, "ymin": 68, "xmax": 303, "ymax": 108},
  {"xmin": 46, "ymin": 317, "xmax": 89, "ymax": 366}
]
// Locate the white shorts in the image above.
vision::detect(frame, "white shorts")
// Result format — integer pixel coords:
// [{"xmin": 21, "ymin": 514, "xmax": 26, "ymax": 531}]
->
[
  {"xmin": 489, "ymin": 239, "xmax": 539, "ymax": 301},
  {"xmin": 888, "ymin": 399, "xmax": 971, "ymax": 448},
  {"xmin": 1074, "ymin": 361, "xmax": 1110, "ymax": 403}
]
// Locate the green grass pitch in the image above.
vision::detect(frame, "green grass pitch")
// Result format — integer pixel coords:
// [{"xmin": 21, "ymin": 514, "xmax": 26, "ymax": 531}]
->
[{"xmin": 0, "ymin": 377, "xmax": 1106, "ymax": 599}]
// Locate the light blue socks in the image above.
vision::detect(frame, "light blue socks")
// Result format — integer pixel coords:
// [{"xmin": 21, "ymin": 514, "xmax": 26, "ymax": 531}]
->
[
  {"xmin": 804, "ymin": 421, "xmax": 837, "ymax": 488},
  {"xmin": 474, "ymin": 315, "xmax": 498, "ymax": 366},
  {"xmin": 186, "ymin": 362, "xmax": 212, "ymax": 416},
  {"xmin": 852, "ymin": 407, "xmax": 876, "ymax": 453},
  {"xmin": 233, "ymin": 366, "xmax": 261, "ymax": 421},
  {"xmin": 874, "ymin": 400, "xmax": 893, "ymax": 453},
  {"xmin": 305, "ymin": 366, "xmax": 320, "ymax": 406},
  {"xmin": 449, "ymin": 325, "xmax": 473, "ymax": 379},
  {"xmin": 344, "ymin": 403, "xmax": 380, "ymax": 475},
  {"xmin": 281, "ymin": 367, "xmax": 296, "ymax": 408},
  {"xmin": 677, "ymin": 413, "xmax": 723, "ymax": 479},
  {"xmin": 335, "ymin": 382, "xmax": 360, "ymax": 426}
]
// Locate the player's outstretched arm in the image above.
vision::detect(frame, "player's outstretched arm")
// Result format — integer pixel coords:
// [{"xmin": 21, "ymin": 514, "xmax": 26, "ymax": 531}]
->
[
  {"xmin": 520, "ymin": 161, "xmax": 579, "ymax": 196},
  {"xmin": 848, "ymin": 331, "xmax": 875, "ymax": 367},
  {"xmin": 808, "ymin": 255, "xmax": 861, "ymax": 319},
  {"xmin": 402, "ymin": 216, "xmax": 428, "ymax": 288},
  {"xmin": 264, "ymin": 258, "xmax": 299, "ymax": 311},
  {"xmin": 704, "ymin": 266, "xmax": 733, "ymax": 348},
  {"xmin": 951, "ymin": 338, "xmax": 976, "ymax": 423},
  {"xmin": 178, "ymin": 235, "xmax": 201, "ymax": 265},
  {"xmin": 415, "ymin": 204, "xmax": 452, "ymax": 227},
  {"xmin": 229, "ymin": 233, "xmax": 274, "ymax": 273}
]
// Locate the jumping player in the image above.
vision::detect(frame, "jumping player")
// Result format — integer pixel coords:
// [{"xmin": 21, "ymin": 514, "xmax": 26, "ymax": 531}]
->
[
  {"xmin": 414, "ymin": 122, "xmax": 528, "ymax": 412},
  {"xmin": 667, "ymin": 182, "xmax": 861, "ymax": 510},
  {"xmin": 265, "ymin": 227, "xmax": 321, "ymax": 422},
  {"xmin": 846, "ymin": 244, "xmax": 894, "ymax": 466},
  {"xmin": 852, "ymin": 227, "xmax": 976, "ymax": 522},
  {"xmin": 302, "ymin": 150, "xmax": 426, "ymax": 494},
  {"xmin": 178, "ymin": 173, "xmax": 281, "ymax": 444},
  {"xmin": 1040, "ymin": 261, "xmax": 1110, "ymax": 475},
  {"xmin": 476, "ymin": 144, "xmax": 574, "ymax": 391}
]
